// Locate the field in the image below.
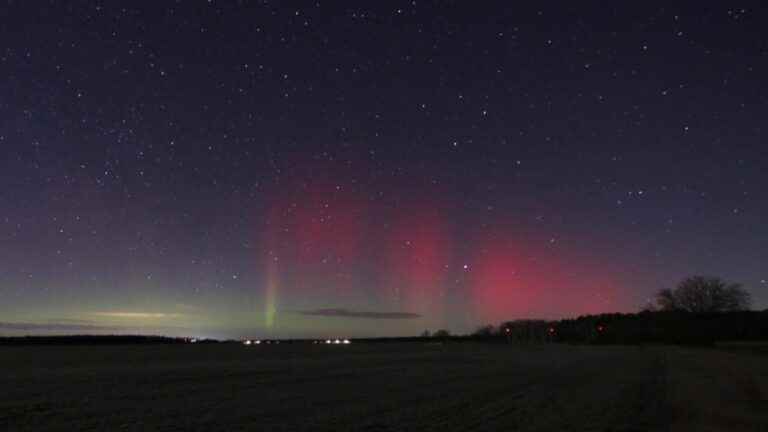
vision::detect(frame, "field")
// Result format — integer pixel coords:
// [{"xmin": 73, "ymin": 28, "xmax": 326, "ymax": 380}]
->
[{"xmin": 1, "ymin": 342, "xmax": 766, "ymax": 431}]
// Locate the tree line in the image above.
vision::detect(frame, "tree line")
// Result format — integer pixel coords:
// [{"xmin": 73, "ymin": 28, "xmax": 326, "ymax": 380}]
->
[{"xmin": 467, "ymin": 276, "xmax": 765, "ymax": 345}]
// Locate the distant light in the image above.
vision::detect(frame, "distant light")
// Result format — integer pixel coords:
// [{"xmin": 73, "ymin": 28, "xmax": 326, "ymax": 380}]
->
[
  {"xmin": 343, "ymin": 339, "xmax": 351, "ymax": 344},
  {"xmin": 505, "ymin": 328, "xmax": 510, "ymax": 333},
  {"xmin": 334, "ymin": 339, "xmax": 341, "ymax": 344},
  {"xmin": 244, "ymin": 340, "xmax": 252, "ymax": 345},
  {"xmin": 255, "ymin": 340, "xmax": 261, "ymax": 344},
  {"xmin": 325, "ymin": 339, "xmax": 332, "ymax": 344},
  {"xmin": 189, "ymin": 338, "xmax": 198, "ymax": 343}
]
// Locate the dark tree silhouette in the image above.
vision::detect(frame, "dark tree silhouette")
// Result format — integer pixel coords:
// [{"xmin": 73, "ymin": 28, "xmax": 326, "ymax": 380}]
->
[
  {"xmin": 656, "ymin": 276, "xmax": 751, "ymax": 313},
  {"xmin": 433, "ymin": 329, "xmax": 451, "ymax": 338},
  {"xmin": 472, "ymin": 325, "xmax": 495, "ymax": 337}
]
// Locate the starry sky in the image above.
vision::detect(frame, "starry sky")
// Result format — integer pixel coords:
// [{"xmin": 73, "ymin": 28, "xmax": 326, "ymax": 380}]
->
[{"xmin": 1, "ymin": 1, "xmax": 766, "ymax": 339}]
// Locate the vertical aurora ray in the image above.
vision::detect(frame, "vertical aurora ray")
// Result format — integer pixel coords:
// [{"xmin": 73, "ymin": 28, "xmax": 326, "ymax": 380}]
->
[
  {"xmin": 262, "ymin": 195, "xmax": 285, "ymax": 331},
  {"xmin": 254, "ymin": 159, "xmax": 633, "ymax": 334},
  {"xmin": 385, "ymin": 203, "xmax": 452, "ymax": 324},
  {"xmin": 265, "ymin": 257, "xmax": 278, "ymax": 328}
]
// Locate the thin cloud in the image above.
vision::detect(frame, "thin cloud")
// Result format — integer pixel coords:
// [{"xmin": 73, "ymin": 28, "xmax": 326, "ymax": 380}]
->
[
  {"xmin": 174, "ymin": 303, "xmax": 199, "ymax": 312},
  {"xmin": 295, "ymin": 308, "xmax": 421, "ymax": 319},
  {"xmin": 91, "ymin": 312, "xmax": 183, "ymax": 319},
  {"xmin": 45, "ymin": 318, "xmax": 97, "ymax": 325},
  {"xmin": 0, "ymin": 321, "xmax": 122, "ymax": 332},
  {"xmin": 0, "ymin": 321, "xmax": 194, "ymax": 336}
]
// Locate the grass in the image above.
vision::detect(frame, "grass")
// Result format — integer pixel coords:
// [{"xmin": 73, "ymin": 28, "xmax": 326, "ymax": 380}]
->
[
  {"xmin": 0, "ymin": 342, "xmax": 765, "ymax": 431},
  {"xmin": 714, "ymin": 341, "xmax": 768, "ymax": 356}
]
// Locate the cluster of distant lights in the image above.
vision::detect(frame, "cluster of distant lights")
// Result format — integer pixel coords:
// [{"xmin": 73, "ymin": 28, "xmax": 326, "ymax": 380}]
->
[
  {"xmin": 242, "ymin": 339, "xmax": 351, "ymax": 345},
  {"xmin": 320, "ymin": 339, "xmax": 351, "ymax": 345},
  {"xmin": 197, "ymin": 326, "xmax": 610, "ymax": 346}
]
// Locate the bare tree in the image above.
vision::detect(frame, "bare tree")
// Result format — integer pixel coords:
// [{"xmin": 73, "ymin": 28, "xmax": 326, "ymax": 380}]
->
[
  {"xmin": 655, "ymin": 276, "xmax": 751, "ymax": 313},
  {"xmin": 655, "ymin": 288, "xmax": 679, "ymax": 311},
  {"xmin": 472, "ymin": 325, "xmax": 495, "ymax": 337},
  {"xmin": 432, "ymin": 329, "xmax": 451, "ymax": 338},
  {"xmin": 640, "ymin": 300, "xmax": 657, "ymax": 313}
]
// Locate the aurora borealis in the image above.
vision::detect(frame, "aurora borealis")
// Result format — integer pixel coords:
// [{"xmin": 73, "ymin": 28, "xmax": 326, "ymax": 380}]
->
[{"xmin": 1, "ymin": 2, "xmax": 766, "ymax": 339}]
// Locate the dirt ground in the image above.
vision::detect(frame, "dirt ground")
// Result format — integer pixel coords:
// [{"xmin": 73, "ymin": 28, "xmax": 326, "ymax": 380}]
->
[{"xmin": 1, "ymin": 342, "xmax": 765, "ymax": 431}]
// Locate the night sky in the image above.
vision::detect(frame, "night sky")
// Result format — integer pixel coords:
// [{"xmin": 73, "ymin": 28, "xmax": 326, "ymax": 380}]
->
[{"xmin": 1, "ymin": 1, "xmax": 766, "ymax": 339}]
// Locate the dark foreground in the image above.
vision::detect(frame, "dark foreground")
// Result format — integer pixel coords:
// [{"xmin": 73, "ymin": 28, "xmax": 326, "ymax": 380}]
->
[{"xmin": 1, "ymin": 343, "xmax": 766, "ymax": 431}]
